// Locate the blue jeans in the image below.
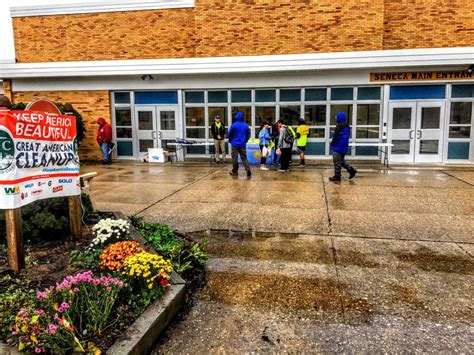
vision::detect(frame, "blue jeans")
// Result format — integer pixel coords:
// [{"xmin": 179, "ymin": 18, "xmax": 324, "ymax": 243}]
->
[{"xmin": 100, "ymin": 142, "xmax": 111, "ymax": 163}]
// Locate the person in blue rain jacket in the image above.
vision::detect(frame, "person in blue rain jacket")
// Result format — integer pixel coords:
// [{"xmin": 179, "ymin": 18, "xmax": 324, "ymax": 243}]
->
[
  {"xmin": 329, "ymin": 112, "xmax": 357, "ymax": 181},
  {"xmin": 228, "ymin": 111, "xmax": 251, "ymax": 177}
]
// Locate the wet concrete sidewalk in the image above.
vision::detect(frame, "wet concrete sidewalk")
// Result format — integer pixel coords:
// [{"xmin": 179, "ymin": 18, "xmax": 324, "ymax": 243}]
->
[{"xmin": 82, "ymin": 162, "xmax": 474, "ymax": 353}]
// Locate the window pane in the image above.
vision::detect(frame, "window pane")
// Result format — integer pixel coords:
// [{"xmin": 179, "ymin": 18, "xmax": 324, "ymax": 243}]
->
[
  {"xmin": 280, "ymin": 106, "xmax": 301, "ymax": 126},
  {"xmin": 186, "ymin": 128, "xmax": 205, "ymax": 139},
  {"xmin": 160, "ymin": 111, "xmax": 175, "ymax": 130},
  {"xmin": 185, "ymin": 91, "xmax": 204, "ymax": 103},
  {"xmin": 255, "ymin": 90, "xmax": 276, "ymax": 102},
  {"xmin": 448, "ymin": 142, "xmax": 470, "ymax": 159},
  {"xmin": 139, "ymin": 139, "xmax": 154, "ymax": 153},
  {"xmin": 116, "ymin": 128, "xmax": 133, "ymax": 138},
  {"xmin": 231, "ymin": 106, "xmax": 252, "ymax": 125},
  {"xmin": 357, "ymin": 104, "xmax": 380, "ymax": 125},
  {"xmin": 330, "ymin": 105, "xmax": 353, "ymax": 125},
  {"xmin": 138, "ymin": 111, "xmax": 153, "ymax": 130},
  {"xmin": 419, "ymin": 140, "xmax": 439, "ymax": 154},
  {"xmin": 331, "ymin": 88, "xmax": 353, "ymax": 101},
  {"xmin": 449, "ymin": 126, "xmax": 471, "ymax": 139},
  {"xmin": 305, "ymin": 88, "xmax": 326, "ymax": 101},
  {"xmin": 392, "ymin": 140, "xmax": 410, "ymax": 154},
  {"xmin": 392, "ymin": 108, "xmax": 412, "ymax": 129},
  {"xmin": 115, "ymin": 107, "xmax": 132, "ymax": 126},
  {"xmin": 280, "ymin": 89, "xmax": 301, "ymax": 102},
  {"xmin": 308, "ymin": 128, "xmax": 325, "ymax": 138},
  {"xmin": 186, "ymin": 107, "xmax": 205, "ymax": 126},
  {"xmin": 358, "ymin": 87, "xmax": 381, "ymax": 100},
  {"xmin": 117, "ymin": 141, "xmax": 133, "ymax": 156},
  {"xmin": 231, "ymin": 90, "xmax": 251, "ymax": 103},
  {"xmin": 208, "ymin": 107, "xmax": 228, "ymax": 127},
  {"xmin": 305, "ymin": 105, "xmax": 326, "ymax": 126},
  {"xmin": 255, "ymin": 106, "xmax": 276, "ymax": 127},
  {"xmin": 356, "ymin": 127, "xmax": 380, "ymax": 139},
  {"xmin": 421, "ymin": 107, "xmax": 440, "ymax": 129},
  {"xmin": 208, "ymin": 91, "xmax": 228, "ymax": 103},
  {"xmin": 135, "ymin": 91, "xmax": 178, "ymax": 104},
  {"xmin": 450, "ymin": 102, "xmax": 472, "ymax": 124},
  {"xmin": 452, "ymin": 84, "xmax": 474, "ymax": 98},
  {"xmin": 114, "ymin": 92, "xmax": 130, "ymax": 104},
  {"xmin": 389, "ymin": 85, "xmax": 445, "ymax": 100}
]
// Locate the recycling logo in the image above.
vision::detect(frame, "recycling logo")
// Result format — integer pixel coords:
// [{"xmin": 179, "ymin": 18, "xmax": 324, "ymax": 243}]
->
[{"xmin": 0, "ymin": 128, "xmax": 15, "ymax": 172}]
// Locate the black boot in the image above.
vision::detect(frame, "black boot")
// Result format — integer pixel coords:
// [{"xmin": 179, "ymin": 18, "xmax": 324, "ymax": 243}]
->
[
  {"xmin": 349, "ymin": 168, "xmax": 357, "ymax": 180},
  {"xmin": 329, "ymin": 175, "xmax": 341, "ymax": 181}
]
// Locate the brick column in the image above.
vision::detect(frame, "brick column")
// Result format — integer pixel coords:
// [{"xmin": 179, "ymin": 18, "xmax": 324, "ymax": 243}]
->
[{"xmin": 2, "ymin": 80, "xmax": 13, "ymax": 102}]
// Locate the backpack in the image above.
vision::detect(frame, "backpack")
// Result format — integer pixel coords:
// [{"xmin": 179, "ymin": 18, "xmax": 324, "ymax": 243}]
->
[{"xmin": 283, "ymin": 126, "xmax": 296, "ymax": 144}]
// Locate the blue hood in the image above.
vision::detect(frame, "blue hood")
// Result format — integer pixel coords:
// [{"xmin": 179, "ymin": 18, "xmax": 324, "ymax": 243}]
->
[
  {"xmin": 235, "ymin": 112, "xmax": 244, "ymax": 122},
  {"xmin": 336, "ymin": 112, "xmax": 347, "ymax": 124}
]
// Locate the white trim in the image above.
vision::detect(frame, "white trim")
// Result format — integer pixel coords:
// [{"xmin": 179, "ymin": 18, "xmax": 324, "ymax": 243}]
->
[
  {"xmin": 1, "ymin": 48, "xmax": 473, "ymax": 79},
  {"xmin": 11, "ymin": 0, "xmax": 195, "ymax": 17}
]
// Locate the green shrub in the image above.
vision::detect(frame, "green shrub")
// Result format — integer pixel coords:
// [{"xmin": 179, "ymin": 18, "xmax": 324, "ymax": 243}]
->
[{"xmin": 0, "ymin": 194, "xmax": 93, "ymax": 244}]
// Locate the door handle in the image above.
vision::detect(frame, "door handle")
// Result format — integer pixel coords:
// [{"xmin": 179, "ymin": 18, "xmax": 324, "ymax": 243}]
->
[
  {"xmin": 158, "ymin": 131, "xmax": 162, "ymax": 139},
  {"xmin": 409, "ymin": 130, "xmax": 414, "ymax": 139},
  {"xmin": 417, "ymin": 130, "xmax": 422, "ymax": 139},
  {"xmin": 152, "ymin": 131, "xmax": 156, "ymax": 139}
]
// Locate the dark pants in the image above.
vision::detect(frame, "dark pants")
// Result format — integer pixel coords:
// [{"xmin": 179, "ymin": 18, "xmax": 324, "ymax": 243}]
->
[
  {"xmin": 332, "ymin": 151, "xmax": 354, "ymax": 177},
  {"xmin": 231, "ymin": 147, "xmax": 250, "ymax": 173},
  {"xmin": 280, "ymin": 147, "xmax": 292, "ymax": 170},
  {"xmin": 259, "ymin": 145, "xmax": 267, "ymax": 165}
]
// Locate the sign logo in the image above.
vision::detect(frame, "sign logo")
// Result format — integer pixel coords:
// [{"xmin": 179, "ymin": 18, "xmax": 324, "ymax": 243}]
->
[
  {"xmin": 21, "ymin": 192, "xmax": 28, "ymax": 200},
  {"xmin": 53, "ymin": 186, "xmax": 63, "ymax": 193},
  {"xmin": 59, "ymin": 178, "xmax": 73, "ymax": 184},
  {"xmin": 24, "ymin": 183, "xmax": 34, "ymax": 189},
  {"xmin": 48, "ymin": 181, "xmax": 52, "ymax": 187},
  {"xmin": 4, "ymin": 186, "xmax": 20, "ymax": 195},
  {"xmin": 31, "ymin": 190, "xmax": 43, "ymax": 196},
  {"xmin": 0, "ymin": 129, "xmax": 15, "ymax": 172}
]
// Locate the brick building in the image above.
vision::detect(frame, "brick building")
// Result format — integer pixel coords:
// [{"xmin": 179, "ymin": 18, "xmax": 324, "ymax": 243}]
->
[{"xmin": 1, "ymin": 0, "xmax": 473, "ymax": 164}]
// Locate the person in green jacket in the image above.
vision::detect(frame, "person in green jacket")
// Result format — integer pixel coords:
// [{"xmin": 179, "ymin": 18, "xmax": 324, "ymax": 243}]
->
[{"xmin": 296, "ymin": 119, "xmax": 310, "ymax": 167}]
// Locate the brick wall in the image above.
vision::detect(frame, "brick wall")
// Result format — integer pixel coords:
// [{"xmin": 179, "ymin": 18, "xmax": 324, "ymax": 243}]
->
[
  {"xmin": 11, "ymin": 90, "xmax": 110, "ymax": 161},
  {"xmin": 8, "ymin": 0, "xmax": 381, "ymax": 62},
  {"xmin": 383, "ymin": 0, "xmax": 474, "ymax": 49},
  {"xmin": 12, "ymin": 0, "xmax": 472, "ymax": 63}
]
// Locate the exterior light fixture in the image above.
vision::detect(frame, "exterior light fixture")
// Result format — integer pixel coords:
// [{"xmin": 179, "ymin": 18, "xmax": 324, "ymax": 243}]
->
[
  {"xmin": 467, "ymin": 65, "xmax": 474, "ymax": 74},
  {"xmin": 141, "ymin": 74, "xmax": 154, "ymax": 81}
]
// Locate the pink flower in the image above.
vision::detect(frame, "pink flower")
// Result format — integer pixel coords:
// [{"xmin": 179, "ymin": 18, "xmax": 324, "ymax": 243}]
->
[
  {"xmin": 58, "ymin": 307, "xmax": 63, "ymax": 313},
  {"xmin": 35, "ymin": 348, "xmax": 42, "ymax": 353},
  {"xmin": 48, "ymin": 324, "xmax": 57, "ymax": 334},
  {"xmin": 61, "ymin": 302, "xmax": 70, "ymax": 309}
]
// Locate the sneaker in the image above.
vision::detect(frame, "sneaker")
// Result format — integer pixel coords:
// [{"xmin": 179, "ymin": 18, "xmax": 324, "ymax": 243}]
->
[
  {"xmin": 277, "ymin": 169, "xmax": 289, "ymax": 172},
  {"xmin": 329, "ymin": 176, "xmax": 341, "ymax": 181},
  {"xmin": 246, "ymin": 170, "xmax": 252, "ymax": 177},
  {"xmin": 229, "ymin": 171, "xmax": 238, "ymax": 176},
  {"xmin": 349, "ymin": 169, "xmax": 357, "ymax": 180},
  {"xmin": 297, "ymin": 164, "xmax": 305, "ymax": 167},
  {"xmin": 260, "ymin": 167, "xmax": 270, "ymax": 171}
]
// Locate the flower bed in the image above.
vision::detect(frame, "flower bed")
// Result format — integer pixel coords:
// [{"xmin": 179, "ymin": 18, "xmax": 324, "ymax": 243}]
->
[{"xmin": 0, "ymin": 213, "xmax": 207, "ymax": 353}]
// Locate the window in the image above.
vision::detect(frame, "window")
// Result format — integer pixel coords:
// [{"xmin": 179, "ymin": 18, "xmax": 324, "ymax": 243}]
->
[
  {"xmin": 185, "ymin": 107, "xmax": 205, "ymax": 139},
  {"xmin": 231, "ymin": 106, "xmax": 252, "ymax": 125},
  {"xmin": 280, "ymin": 106, "xmax": 301, "ymax": 126},
  {"xmin": 305, "ymin": 88, "xmax": 326, "ymax": 101},
  {"xmin": 447, "ymin": 101, "xmax": 472, "ymax": 160},
  {"xmin": 356, "ymin": 104, "xmax": 380, "ymax": 139},
  {"xmin": 255, "ymin": 90, "xmax": 276, "ymax": 102},
  {"xmin": 208, "ymin": 91, "xmax": 228, "ymax": 103},
  {"xmin": 231, "ymin": 90, "xmax": 251, "ymax": 103},
  {"xmin": 304, "ymin": 105, "xmax": 326, "ymax": 138},
  {"xmin": 185, "ymin": 91, "xmax": 205, "ymax": 103},
  {"xmin": 112, "ymin": 92, "xmax": 134, "ymax": 158},
  {"xmin": 255, "ymin": 106, "xmax": 276, "ymax": 138},
  {"xmin": 280, "ymin": 89, "xmax": 301, "ymax": 102},
  {"xmin": 331, "ymin": 88, "xmax": 353, "ymax": 101}
]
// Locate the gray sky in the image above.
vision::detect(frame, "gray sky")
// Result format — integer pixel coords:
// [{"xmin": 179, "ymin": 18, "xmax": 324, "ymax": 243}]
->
[{"xmin": 0, "ymin": 0, "xmax": 100, "ymax": 61}]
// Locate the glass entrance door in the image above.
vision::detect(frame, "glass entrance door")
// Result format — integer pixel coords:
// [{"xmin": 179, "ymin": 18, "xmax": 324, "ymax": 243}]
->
[
  {"xmin": 389, "ymin": 101, "xmax": 445, "ymax": 163},
  {"xmin": 135, "ymin": 106, "xmax": 178, "ymax": 159},
  {"xmin": 136, "ymin": 106, "xmax": 156, "ymax": 160},
  {"xmin": 156, "ymin": 106, "xmax": 178, "ymax": 149}
]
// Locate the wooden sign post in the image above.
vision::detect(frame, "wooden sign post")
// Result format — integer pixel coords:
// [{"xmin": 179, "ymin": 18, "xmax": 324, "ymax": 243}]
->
[
  {"xmin": 5, "ymin": 208, "xmax": 25, "ymax": 272},
  {"xmin": 68, "ymin": 195, "xmax": 82, "ymax": 241}
]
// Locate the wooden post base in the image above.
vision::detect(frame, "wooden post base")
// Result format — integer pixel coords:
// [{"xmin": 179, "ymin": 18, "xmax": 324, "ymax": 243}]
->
[{"xmin": 5, "ymin": 208, "xmax": 24, "ymax": 272}]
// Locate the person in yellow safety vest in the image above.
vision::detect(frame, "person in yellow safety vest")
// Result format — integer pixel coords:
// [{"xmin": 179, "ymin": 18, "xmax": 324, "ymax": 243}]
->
[{"xmin": 296, "ymin": 119, "xmax": 310, "ymax": 167}]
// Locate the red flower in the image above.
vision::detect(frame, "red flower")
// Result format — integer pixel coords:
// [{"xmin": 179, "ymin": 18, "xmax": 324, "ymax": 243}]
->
[{"xmin": 160, "ymin": 279, "xmax": 169, "ymax": 287}]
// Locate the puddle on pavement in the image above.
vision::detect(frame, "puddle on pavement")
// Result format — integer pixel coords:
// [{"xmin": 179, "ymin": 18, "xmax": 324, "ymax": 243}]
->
[
  {"xmin": 394, "ymin": 246, "xmax": 474, "ymax": 274},
  {"xmin": 335, "ymin": 250, "xmax": 380, "ymax": 268},
  {"xmin": 192, "ymin": 230, "xmax": 334, "ymax": 264},
  {"xmin": 201, "ymin": 271, "xmax": 375, "ymax": 323}
]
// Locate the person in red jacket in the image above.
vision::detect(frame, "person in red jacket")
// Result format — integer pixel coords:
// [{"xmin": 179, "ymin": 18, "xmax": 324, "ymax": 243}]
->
[{"xmin": 96, "ymin": 117, "xmax": 113, "ymax": 164}]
